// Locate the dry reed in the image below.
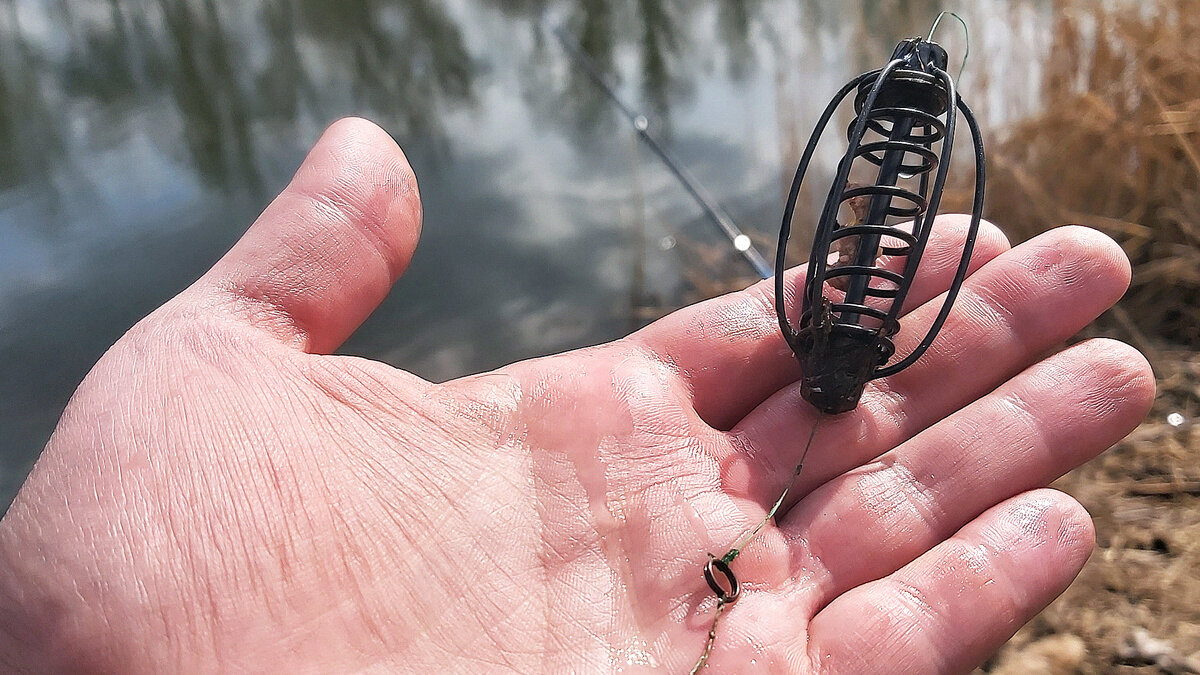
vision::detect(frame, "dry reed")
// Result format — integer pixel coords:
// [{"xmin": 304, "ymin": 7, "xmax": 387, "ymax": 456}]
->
[
  {"xmin": 985, "ymin": 0, "xmax": 1200, "ymax": 356},
  {"xmin": 977, "ymin": 1, "xmax": 1200, "ymax": 671}
]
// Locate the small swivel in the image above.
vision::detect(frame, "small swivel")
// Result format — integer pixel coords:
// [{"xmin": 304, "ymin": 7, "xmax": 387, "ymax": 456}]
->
[{"xmin": 703, "ymin": 554, "xmax": 741, "ymax": 604}]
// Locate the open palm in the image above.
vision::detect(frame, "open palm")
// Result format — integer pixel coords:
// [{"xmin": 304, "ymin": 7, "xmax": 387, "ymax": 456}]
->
[{"xmin": 0, "ymin": 119, "xmax": 1153, "ymax": 674}]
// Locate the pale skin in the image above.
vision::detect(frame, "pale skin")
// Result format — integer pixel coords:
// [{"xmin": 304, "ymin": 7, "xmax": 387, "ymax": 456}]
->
[{"xmin": 0, "ymin": 119, "xmax": 1155, "ymax": 673}]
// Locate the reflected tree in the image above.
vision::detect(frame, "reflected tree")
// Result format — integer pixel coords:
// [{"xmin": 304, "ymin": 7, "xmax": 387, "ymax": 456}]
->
[
  {"xmin": 0, "ymin": 0, "xmax": 479, "ymax": 196},
  {"xmin": 290, "ymin": 0, "xmax": 474, "ymax": 147},
  {"xmin": 0, "ymin": 1, "xmax": 67, "ymax": 196},
  {"xmin": 635, "ymin": 0, "xmax": 683, "ymax": 122},
  {"xmin": 257, "ymin": 1, "xmax": 312, "ymax": 123},
  {"xmin": 561, "ymin": 1, "xmax": 617, "ymax": 135},
  {"xmin": 61, "ymin": 0, "xmax": 138, "ymax": 105},
  {"xmin": 525, "ymin": 0, "xmax": 691, "ymax": 142},
  {"xmin": 719, "ymin": 0, "xmax": 764, "ymax": 81},
  {"xmin": 0, "ymin": 0, "xmax": 965, "ymax": 201},
  {"xmin": 156, "ymin": 0, "xmax": 262, "ymax": 193}
]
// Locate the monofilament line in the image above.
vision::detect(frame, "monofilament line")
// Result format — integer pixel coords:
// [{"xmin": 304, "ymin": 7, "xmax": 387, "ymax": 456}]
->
[
  {"xmin": 725, "ymin": 419, "xmax": 821, "ymax": 561},
  {"xmin": 688, "ymin": 597, "xmax": 728, "ymax": 675},
  {"xmin": 927, "ymin": 10, "xmax": 970, "ymax": 79},
  {"xmin": 690, "ymin": 418, "xmax": 823, "ymax": 673}
]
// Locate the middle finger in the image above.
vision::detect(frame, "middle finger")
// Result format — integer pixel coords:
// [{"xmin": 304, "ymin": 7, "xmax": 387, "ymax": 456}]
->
[{"xmin": 779, "ymin": 337, "xmax": 1153, "ymax": 613}]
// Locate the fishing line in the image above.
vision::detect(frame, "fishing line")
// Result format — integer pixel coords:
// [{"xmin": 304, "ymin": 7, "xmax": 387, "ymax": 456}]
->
[
  {"xmin": 928, "ymin": 11, "xmax": 970, "ymax": 79},
  {"xmin": 688, "ymin": 593, "xmax": 728, "ymax": 675},
  {"xmin": 690, "ymin": 418, "xmax": 822, "ymax": 674},
  {"xmin": 720, "ymin": 418, "xmax": 821, "ymax": 564}
]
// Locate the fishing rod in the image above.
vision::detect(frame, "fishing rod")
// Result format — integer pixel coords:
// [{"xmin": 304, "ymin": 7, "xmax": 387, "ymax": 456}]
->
[{"xmin": 553, "ymin": 25, "xmax": 774, "ymax": 280}]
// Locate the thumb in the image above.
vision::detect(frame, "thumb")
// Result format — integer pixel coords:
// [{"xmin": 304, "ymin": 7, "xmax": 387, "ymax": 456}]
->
[{"xmin": 198, "ymin": 117, "xmax": 422, "ymax": 354}]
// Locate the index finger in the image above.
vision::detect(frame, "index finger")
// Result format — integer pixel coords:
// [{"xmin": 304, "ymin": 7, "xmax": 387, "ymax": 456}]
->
[{"xmin": 628, "ymin": 215, "xmax": 1010, "ymax": 430}]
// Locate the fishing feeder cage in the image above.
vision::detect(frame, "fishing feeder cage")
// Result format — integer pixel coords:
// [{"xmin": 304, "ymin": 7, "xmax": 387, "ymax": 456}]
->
[{"xmin": 775, "ymin": 36, "xmax": 986, "ymax": 415}]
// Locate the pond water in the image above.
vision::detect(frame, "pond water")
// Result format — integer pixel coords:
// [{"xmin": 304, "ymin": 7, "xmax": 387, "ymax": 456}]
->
[{"xmin": 0, "ymin": 0, "xmax": 1052, "ymax": 506}]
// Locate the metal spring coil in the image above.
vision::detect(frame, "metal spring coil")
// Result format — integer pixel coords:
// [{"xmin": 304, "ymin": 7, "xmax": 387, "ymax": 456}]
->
[{"xmin": 798, "ymin": 69, "xmax": 952, "ymax": 358}]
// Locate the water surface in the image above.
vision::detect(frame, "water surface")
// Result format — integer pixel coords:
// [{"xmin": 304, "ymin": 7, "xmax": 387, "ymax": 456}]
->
[{"xmin": 0, "ymin": 0, "xmax": 1051, "ymax": 506}]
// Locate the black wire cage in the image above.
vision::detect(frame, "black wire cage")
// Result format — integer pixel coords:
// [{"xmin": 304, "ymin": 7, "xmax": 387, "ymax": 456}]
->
[{"xmin": 775, "ymin": 35, "xmax": 986, "ymax": 415}]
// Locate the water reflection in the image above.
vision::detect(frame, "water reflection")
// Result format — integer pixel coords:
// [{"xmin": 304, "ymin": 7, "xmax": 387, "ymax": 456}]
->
[{"xmin": 0, "ymin": 0, "xmax": 1048, "ymax": 506}]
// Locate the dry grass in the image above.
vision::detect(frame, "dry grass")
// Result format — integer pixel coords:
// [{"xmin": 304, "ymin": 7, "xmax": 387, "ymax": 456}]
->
[
  {"xmin": 986, "ymin": 354, "xmax": 1200, "ymax": 674},
  {"xmin": 977, "ymin": 1, "xmax": 1200, "ymax": 671},
  {"xmin": 984, "ymin": 0, "xmax": 1200, "ymax": 352}
]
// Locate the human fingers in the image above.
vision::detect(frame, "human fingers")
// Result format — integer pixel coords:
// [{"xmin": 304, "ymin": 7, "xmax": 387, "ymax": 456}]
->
[
  {"xmin": 628, "ymin": 215, "xmax": 1009, "ymax": 429},
  {"xmin": 778, "ymin": 338, "xmax": 1152, "ymax": 612},
  {"xmin": 806, "ymin": 489, "xmax": 1095, "ymax": 675},
  {"xmin": 195, "ymin": 117, "xmax": 421, "ymax": 354},
  {"xmin": 723, "ymin": 227, "xmax": 1132, "ymax": 513}
]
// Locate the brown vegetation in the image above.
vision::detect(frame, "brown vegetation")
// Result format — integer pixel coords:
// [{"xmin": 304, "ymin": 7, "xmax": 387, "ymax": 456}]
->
[
  {"xmin": 976, "ymin": 1, "xmax": 1200, "ymax": 672},
  {"xmin": 984, "ymin": 0, "xmax": 1200, "ymax": 351}
]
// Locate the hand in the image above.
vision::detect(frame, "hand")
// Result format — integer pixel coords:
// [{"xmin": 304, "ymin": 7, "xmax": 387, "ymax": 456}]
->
[{"xmin": 0, "ymin": 119, "xmax": 1153, "ymax": 674}]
